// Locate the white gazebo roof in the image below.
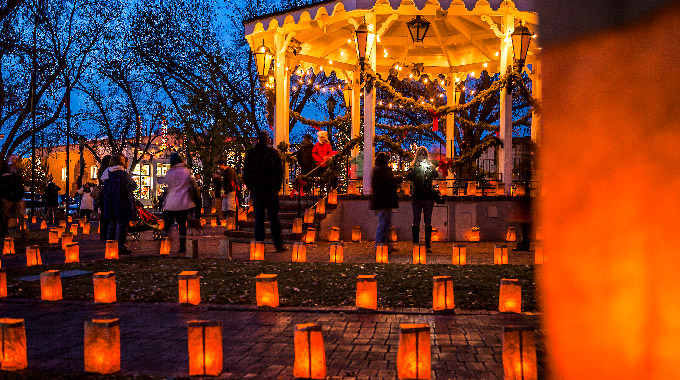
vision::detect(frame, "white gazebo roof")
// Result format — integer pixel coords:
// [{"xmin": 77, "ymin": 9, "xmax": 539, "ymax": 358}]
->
[{"xmin": 244, "ymin": 0, "xmax": 539, "ymax": 80}]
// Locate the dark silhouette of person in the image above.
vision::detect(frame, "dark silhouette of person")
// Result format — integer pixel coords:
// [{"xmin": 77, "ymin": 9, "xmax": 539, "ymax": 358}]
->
[{"xmin": 243, "ymin": 131, "xmax": 286, "ymax": 252}]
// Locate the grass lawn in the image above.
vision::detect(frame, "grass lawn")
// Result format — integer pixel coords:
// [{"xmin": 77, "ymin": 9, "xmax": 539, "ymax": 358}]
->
[{"xmin": 3, "ymin": 256, "xmax": 538, "ymax": 311}]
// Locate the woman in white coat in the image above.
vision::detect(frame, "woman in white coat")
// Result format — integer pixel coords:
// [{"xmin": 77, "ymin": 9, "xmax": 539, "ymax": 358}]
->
[
  {"xmin": 77, "ymin": 183, "xmax": 95, "ymax": 221},
  {"xmin": 162, "ymin": 153, "xmax": 197, "ymax": 253}
]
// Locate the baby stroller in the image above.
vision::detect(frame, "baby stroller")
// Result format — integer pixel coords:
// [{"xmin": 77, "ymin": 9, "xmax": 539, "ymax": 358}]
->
[{"xmin": 128, "ymin": 201, "xmax": 162, "ymax": 240}]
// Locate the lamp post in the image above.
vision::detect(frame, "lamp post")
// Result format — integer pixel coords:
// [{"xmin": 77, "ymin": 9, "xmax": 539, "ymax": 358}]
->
[
  {"xmin": 326, "ymin": 96, "xmax": 336, "ymax": 148},
  {"xmin": 406, "ymin": 15, "xmax": 430, "ymax": 43},
  {"xmin": 342, "ymin": 85, "xmax": 351, "ymax": 109},
  {"xmin": 253, "ymin": 42, "xmax": 275, "ymax": 128},
  {"xmin": 253, "ymin": 41, "xmax": 274, "ymax": 87},
  {"xmin": 77, "ymin": 136, "xmax": 86, "ymax": 188},
  {"xmin": 511, "ymin": 22, "xmax": 532, "ymax": 72},
  {"xmin": 354, "ymin": 23, "xmax": 369, "ymax": 71},
  {"xmin": 326, "ymin": 96, "xmax": 336, "ymax": 121}
]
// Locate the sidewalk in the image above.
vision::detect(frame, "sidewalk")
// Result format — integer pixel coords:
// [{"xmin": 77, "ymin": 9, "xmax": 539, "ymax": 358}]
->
[{"xmin": 0, "ymin": 299, "xmax": 543, "ymax": 379}]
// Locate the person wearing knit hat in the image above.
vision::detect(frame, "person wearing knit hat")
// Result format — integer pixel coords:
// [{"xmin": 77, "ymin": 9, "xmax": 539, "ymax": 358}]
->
[
  {"xmin": 169, "ymin": 152, "xmax": 183, "ymax": 166},
  {"xmin": 312, "ymin": 130, "xmax": 337, "ymax": 184},
  {"xmin": 162, "ymin": 153, "xmax": 197, "ymax": 253}
]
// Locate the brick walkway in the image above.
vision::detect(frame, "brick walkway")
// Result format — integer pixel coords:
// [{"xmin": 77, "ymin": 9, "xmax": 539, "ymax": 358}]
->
[
  {"xmin": 0, "ymin": 299, "xmax": 543, "ymax": 379},
  {"xmin": 1, "ymin": 222, "xmax": 544, "ymax": 379}
]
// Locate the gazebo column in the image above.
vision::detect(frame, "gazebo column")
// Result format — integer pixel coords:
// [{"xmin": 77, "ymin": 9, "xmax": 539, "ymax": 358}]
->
[
  {"xmin": 363, "ymin": 85, "xmax": 375, "ymax": 195},
  {"xmin": 275, "ymin": 33, "xmax": 291, "ymax": 195},
  {"xmin": 351, "ymin": 69, "xmax": 362, "ymax": 179},
  {"xmin": 499, "ymin": 14, "xmax": 514, "ymax": 194},
  {"xmin": 530, "ymin": 60, "xmax": 542, "ymax": 147},
  {"xmin": 362, "ymin": 16, "xmax": 377, "ymax": 196},
  {"xmin": 445, "ymin": 77, "xmax": 457, "ymax": 196}
]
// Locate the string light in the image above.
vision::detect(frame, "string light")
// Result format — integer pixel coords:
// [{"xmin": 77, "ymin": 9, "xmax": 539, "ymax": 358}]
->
[
  {"xmin": 483, "ymin": 63, "xmax": 488, "ymax": 67},
  {"xmin": 328, "ymin": 60, "xmax": 332, "ymax": 64},
  {"xmin": 292, "ymin": 86, "xmax": 298, "ymax": 91},
  {"xmin": 495, "ymin": 51, "xmax": 499, "ymax": 56},
  {"xmin": 347, "ymin": 38, "xmax": 352, "ymax": 43}
]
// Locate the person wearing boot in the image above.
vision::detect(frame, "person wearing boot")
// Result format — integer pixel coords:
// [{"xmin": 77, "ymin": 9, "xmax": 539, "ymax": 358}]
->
[
  {"xmin": 162, "ymin": 153, "xmax": 197, "ymax": 254},
  {"xmin": 243, "ymin": 131, "xmax": 287, "ymax": 252},
  {"xmin": 370, "ymin": 152, "xmax": 402, "ymax": 252},
  {"xmin": 101, "ymin": 154, "xmax": 136, "ymax": 255},
  {"xmin": 406, "ymin": 146, "xmax": 438, "ymax": 253}
]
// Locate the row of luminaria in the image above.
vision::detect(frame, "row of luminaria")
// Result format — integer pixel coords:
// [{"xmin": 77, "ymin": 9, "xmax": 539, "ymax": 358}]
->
[
  {"xmin": 0, "ymin": 316, "xmax": 537, "ymax": 379},
  {"xmin": 2, "ymin": 236, "xmax": 545, "ymax": 266},
  {"xmin": 0, "ymin": 269, "xmax": 524, "ymax": 313}
]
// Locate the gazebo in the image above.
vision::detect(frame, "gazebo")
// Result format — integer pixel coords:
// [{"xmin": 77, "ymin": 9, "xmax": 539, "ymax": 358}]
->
[{"xmin": 243, "ymin": 0, "xmax": 540, "ymax": 194}]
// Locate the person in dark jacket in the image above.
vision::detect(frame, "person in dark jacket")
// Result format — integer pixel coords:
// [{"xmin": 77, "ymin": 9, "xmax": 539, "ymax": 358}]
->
[
  {"xmin": 0, "ymin": 158, "xmax": 26, "ymax": 238},
  {"xmin": 296, "ymin": 134, "xmax": 316, "ymax": 176},
  {"xmin": 406, "ymin": 146, "xmax": 438, "ymax": 252},
  {"xmin": 370, "ymin": 152, "xmax": 402, "ymax": 248},
  {"xmin": 215, "ymin": 158, "xmax": 239, "ymax": 221},
  {"xmin": 101, "ymin": 153, "xmax": 137, "ymax": 255},
  {"xmin": 243, "ymin": 131, "xmax": 286, "ymax": 252},
  {"xmin": 44, "ymin": 181, "xmax": 61, "ymax": 224},
  {"xmin": 96, "ymin": 155, "xmax": 112, "ymax": 240}
]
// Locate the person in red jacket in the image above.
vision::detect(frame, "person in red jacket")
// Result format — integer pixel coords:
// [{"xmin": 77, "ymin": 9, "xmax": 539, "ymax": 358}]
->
[{"xmin": 311, "ymin": 131, "xmax": 336, "ymax": 178}]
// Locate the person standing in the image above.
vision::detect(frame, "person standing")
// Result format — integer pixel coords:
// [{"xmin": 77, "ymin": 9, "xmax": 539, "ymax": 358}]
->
[
  {"xmin": 370, "ymin": 152, "xmax": 401, "ymax": 251},
  {"xmin": 0, "ymin": 158, "xmax": 26, "ymax": 238},
  {"xmin": 77, "ymin": 183, "xmax": 95, "ymax": 221},
  {"xmin": 101, "ymin": 153, "xmax": 136, "ymax": 255},
  {"xmin": 243, "ymin": 131, "xmax": 286, "ymax": 252},
  {"xmin": 162, "ymin": 153, "xmax": 196, "ymax": 254},
  {"xmin": 312, "ymin": 131, "xmax": 336, "ymax": 177},
  {"xmin": 215, "ymin": 158, "xmax": 238, "ymax": 221},
  {"xmin": 96, "ymin": 155, "xmax": 112, "ymax": 240},
  {"xmin": 406, "ymin": 146, "xmax": 438, "ymax": 253},
  {"xmin": 296, "ymin": 134, "xmax": 316, "ymax": 177},
  {"xmin": 44, "ymin": 181, "xmax": 61, "ymax": 225}
]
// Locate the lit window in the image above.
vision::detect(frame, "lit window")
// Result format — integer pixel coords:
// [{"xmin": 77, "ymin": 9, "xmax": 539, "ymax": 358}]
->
[
  {"xmin": 91, "ymin": 166, "xmax": 99, "ymax": 179},
  {"xmin": 61, "ymin": 167, "xmax": 67, "ymax": 181}
]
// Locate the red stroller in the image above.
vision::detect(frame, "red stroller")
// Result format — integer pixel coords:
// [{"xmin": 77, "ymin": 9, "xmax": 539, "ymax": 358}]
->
[{"xmin": 128, "ymin": 201, "xmax": 162, "ymax": 240}]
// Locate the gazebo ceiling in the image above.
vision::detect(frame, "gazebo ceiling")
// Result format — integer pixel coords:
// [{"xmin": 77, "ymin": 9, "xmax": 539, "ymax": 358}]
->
[{"xmin": 244, "ymin": 0, "xmax": 538, "ymax": 80}]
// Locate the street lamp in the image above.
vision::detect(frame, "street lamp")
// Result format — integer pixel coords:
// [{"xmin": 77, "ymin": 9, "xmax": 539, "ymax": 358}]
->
[
  {"xmin": 354, "ymin": 23, "xmax": 369, "ymax": 71},
  {"xmin": 253, "ymin": 41, "xmax": 274, "ymax": 87},
  {"xmin": 326, "ymin": 95, "xmax": 337, "ymax": 148},
  {"xmin": 326, "ymin": 96, "xmax": 336, "ymax": 120},
  {"xmin": 342, "ymin": 85, "xmax": 352, "ymax": 109},
  {"xmin": 511, "ymin": 22, "xmax": 532, "ymax": 72},
  {"xmin": 406, "ymin": 15, "xmax": 430, "ymax": 43},
  {"xmin": 266, "ymin": 68, "xmax": 276, "ymax": 89}
]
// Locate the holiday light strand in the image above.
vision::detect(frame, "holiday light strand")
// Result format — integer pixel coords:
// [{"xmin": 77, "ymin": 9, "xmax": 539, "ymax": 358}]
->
[{"xmin": 290, "ymin": 111, "xmax": 350, "ymax": 128}]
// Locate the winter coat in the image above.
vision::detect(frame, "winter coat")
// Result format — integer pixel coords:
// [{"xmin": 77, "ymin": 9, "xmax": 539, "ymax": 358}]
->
[
  {"xmin": 370, "ymin": 165, "xmax": 400, "ymax": 210},
  {"xmin": 163, "ymin": 163, "xmax": 196, "ymax": 211},
  {"xmin": 243, "ymin": 143, "xmax": 283, "ymax": 195},
  {"xmin": 0, "ymin": 171, "xmax": 24, "ymax": 202},
  {"xmin": 406, "ymin": 162, "xmax": 438, "ymax": 201},
  {"xmin": 44, "ymin": 182, "xmax": 61, "ymax": 207},
  {"xmin": 102, "ymin": 166, "xmax": 137, "ymax": 221},
  {"xmin": 222, "ymin": 167, "xmax": 238, "ymax": 194},
  {"xmin": 78, "ymin": 186, "xmax": 95, "ymax": 211},
  {"xmin": 312, "ymin": 142, "xmax": 334, "ymax": 167},
  {"xmin": 296, "ymin": 141, "xmax": 316, "ymax": 175}
]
